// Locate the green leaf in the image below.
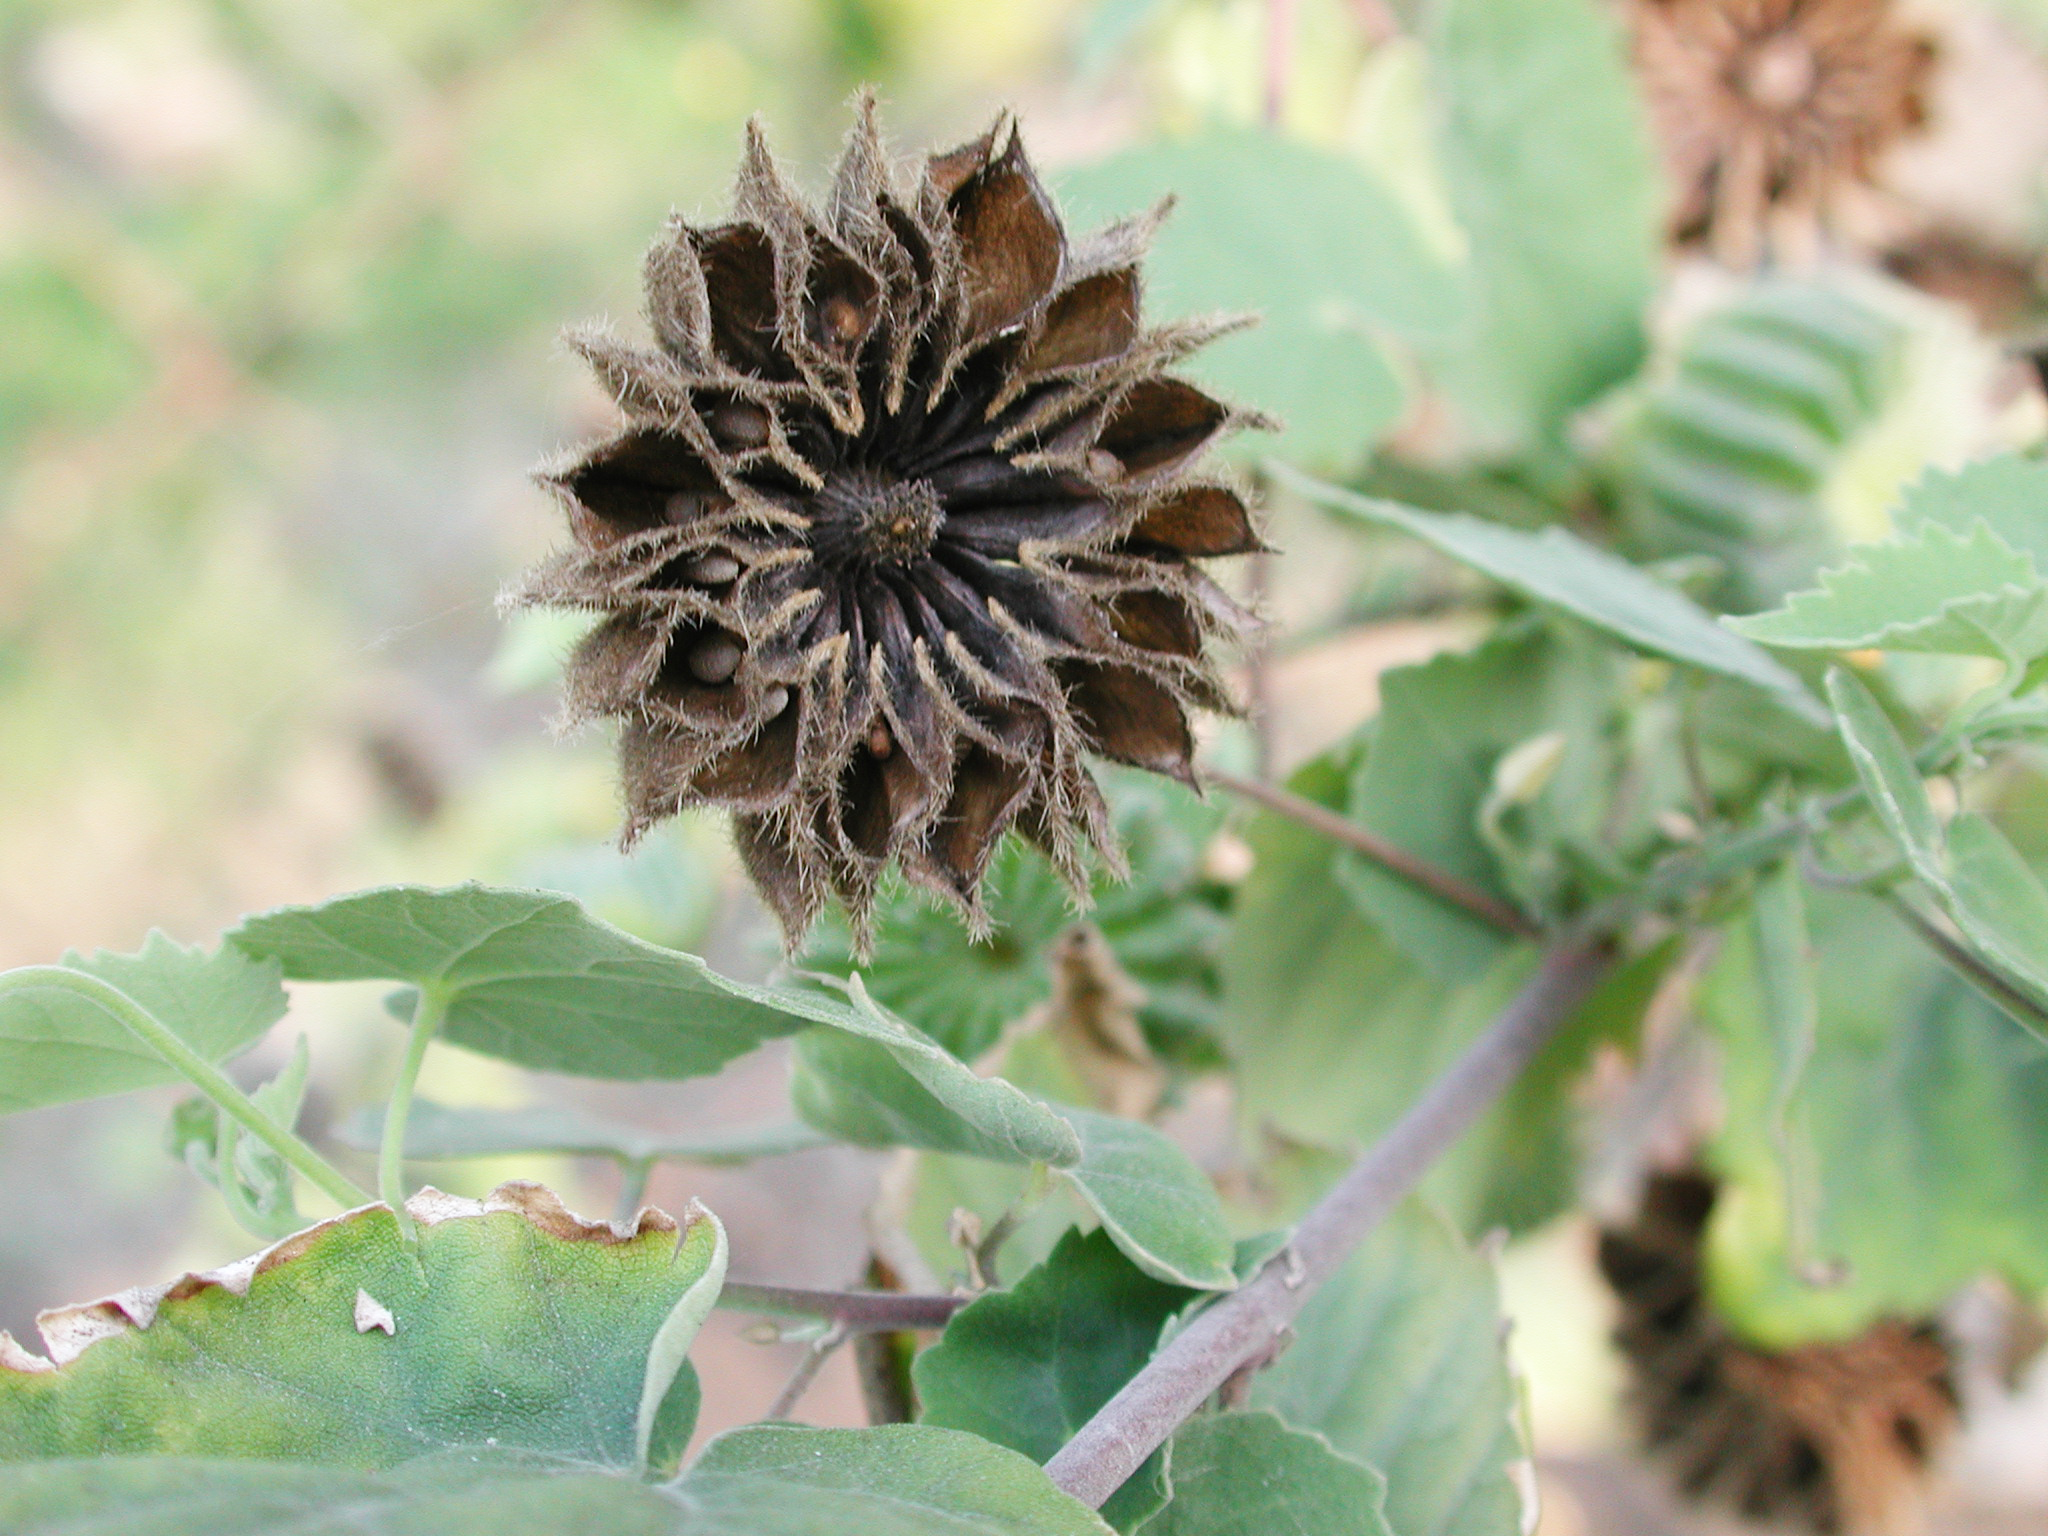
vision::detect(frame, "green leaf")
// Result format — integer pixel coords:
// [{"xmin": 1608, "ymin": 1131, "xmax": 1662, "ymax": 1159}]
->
[
  {"xmin": 793, "ymin": 983, "xmax": 1231, "ymax": 1287},
  {"xmin": 1752, "ymin": 860, "xmax": 1819, "ymax": 1143},
  {"xmin": 916, "ymin": 1228, "xmax": 1192, "ymax": 1532},
  {"xmin": 230, "ymin": 884, "xmax": 812, "ymax": 1080},
  {"xmin": 690, "ymin": 1423, "xmax": 1115, "ymax": 1534},
  {"xmin": 789, "ymin": 977, "xmax": 1083, "ymax": 1167},
  {"xmin": 1940, "ymin": 812, "xmax": 2048, "ymax": 1020},
  {"xmin": 1251, "ymin": 1203, "xmax": 1526, "ymax": 1536},
  {"xmin": 1703, "ymin": 887, "xmax": 2048, "ymax": 1343},
  {"xmin": 1140, "ymin": 1411, "xmax": 1394, "ymax": 1536},
  {"xmin": 1220, "ymin": 750, "xmax": 1664, "ymax": 1235},
  {"xmin": 1288, "ymin": 473, "xmax": 1824, "ymax": 720},
  {"xmin": 0, "ymin": 1184, "xmax": 722, "ymax": 1476},
  {"xmin": 1729, "ymin": 521, "xmax": 2048, "ymax": 668},
  {"xmin": 1340, "ymin": 625, "xmax": 1613, "ymax": 979},
  {"xmin": 338, "ymin": 1099, "xmax": 828, "ymax": 1166},
  {"xmin": 1057, "ymin": 130, "xmax": 1464, "ymax": 469},
  {"xmin": 171, "ymin": 1038, "xmax": 313, "ymax": 1238},
  {"xmin": 1056, "ymin": 1110, "xmax": 1236, "ymax": 1290},
  {"xmin": 1827, "ymin": 668, "xmax": 2048, "ymax": 1021},
  {"xmin": 1422, "ymin": 0, "xmax": 1659, "ymax": 449},
  {"xmin": 1826, "ymin": 667, "xmax": 1945, "ymax": 882},
  {"xmin": 0, "ymin": 1427, "xmax": 1118, "ymax": 1535},
  {"xmin": 0, "ymin": 936, "xmax": 286, "ymax": 1115},
  {"xmin": 802, "ymin": 771, "xmax": 1230, "ymax": 1067},
  {"xmin": 1900, "ymin": 452, "xmax": 2048, "ymax": 570},
  {"xmin": 0, "ymin": 1460, "xmax": 683, "ymax": 1536}
]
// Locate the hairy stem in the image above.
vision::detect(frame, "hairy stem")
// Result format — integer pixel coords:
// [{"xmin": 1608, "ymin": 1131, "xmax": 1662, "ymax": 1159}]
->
[
  {"xmin": 718, "ymin": 1280, "xmax": 967, "ymax": 1333},
  {"xmin": 763, "ymin": 1322, "xmax": 850, "ymax": 1422},
  {"xmin": 0, "ymin": 967, "xmax": 367, "ymax": 1212},
  {"xmin": 380, "ymin": 984, "xmax": 449, "ymax": 1242},
  {"xmin": 1043, "ymin": 941, "xmax": 1612, "ymax": 1508},
  {"xmin": 1206, "ymin": 769, "xmax": 1541, "ymax": 939}
]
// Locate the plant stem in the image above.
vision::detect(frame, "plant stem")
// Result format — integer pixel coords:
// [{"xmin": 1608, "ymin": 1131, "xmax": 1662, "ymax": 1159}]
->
[
  {"xmin": 1888, "ymin": 895, "xmax": 2048, "ymax": 1037},
  {"xmin": 0, "ymin": 967, "xmax": 367, "ymax": 1212},
  {"xmin": 1205, "ymin": 769, "xmax": 1541, "ymax": 939},
  {"xmin": 718, "ymin": 1280, "xmax": 967, "ymax": 1333},
  {"xmin": 763, "ymin": 1322, "xmax": 850, "ymax": 1422},
  {"xmin": 613, "ymin": 1155, "xmax": 656, "ymax": 1227},
  {"xmin": 380, "ymin": 984, "xmax": 449, "ymax": 1242},
  {"xmin": 1042, "ymin": 941, "xmax": 1612, "ymax": 1508}
]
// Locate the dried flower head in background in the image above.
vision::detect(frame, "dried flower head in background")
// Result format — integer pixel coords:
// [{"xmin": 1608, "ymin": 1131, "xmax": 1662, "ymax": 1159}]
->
[
  {"xmin": 514, "ymin": 102, "xmax": 1262, "ymax": 947},
  {"xmin": 1599, "ymin": 1169, "xmax": 1957, "ymax": 1534},
  {"xmin": 1631, "ymin": 0, "xmax": 1936, "ymax": 266}
]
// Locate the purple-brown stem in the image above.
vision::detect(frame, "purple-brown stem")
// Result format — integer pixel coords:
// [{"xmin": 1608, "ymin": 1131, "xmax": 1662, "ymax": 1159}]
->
[{"xmin": 1043, "ymin": 941, "xmax": 1612, "ymax": 1507}]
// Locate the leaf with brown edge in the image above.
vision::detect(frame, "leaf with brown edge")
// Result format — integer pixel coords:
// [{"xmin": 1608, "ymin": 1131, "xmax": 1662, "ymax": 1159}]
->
[{"xmin": 0, "ymin": 1183, "xmax": 725, "ymax": 1476}]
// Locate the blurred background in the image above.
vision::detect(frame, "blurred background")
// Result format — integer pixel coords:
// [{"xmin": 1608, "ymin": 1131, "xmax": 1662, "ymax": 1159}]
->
[{"xmin": 5, "ymin": 0, "xmax": 2048, "ymax": 1529}]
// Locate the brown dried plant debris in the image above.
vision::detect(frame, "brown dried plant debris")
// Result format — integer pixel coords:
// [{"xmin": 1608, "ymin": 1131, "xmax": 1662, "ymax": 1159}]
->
[
  {"xmin": 1597, "ymin": 1169, "xmax": 1959, "ymax": 1536},
  {"xmin": 1629, "ymin": 0, "xmax": 1936, "ymax": 266},
  {"xmin": 1030, "ymin": 923, "xmax": 1167, "ymax": 1121},
  {"xmin": 512, "ymin": 100, "xmax": 1267, "ymax": 949}
]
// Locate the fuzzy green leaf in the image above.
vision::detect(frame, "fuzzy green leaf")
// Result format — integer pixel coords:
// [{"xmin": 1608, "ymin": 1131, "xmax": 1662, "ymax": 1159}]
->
[
  {"xmin": 0, "ymin": 937, "xmax": 286, "ymax": 1115},
  {"xmin": 1422, "ymin": 0, "xmax": 1659, "ymax": 448},
  {"xmin": 1828, "ymin": 669, "xmax": 2048, "ymax": 1022},
  {"xmin": 1288, "ymin": 474, "xmax": 1823, "ymax": 719},
  {"xmin": 1221, "ymin": 751, "xmax": 1663, "ymax": 1235},
  {"xmin": 0, "ymin": 1425, "xmax": 1116, "ymax": 1535},
  {"xmin": 1704, "ymin": 888, "xmax": 2048, "ymax": 1343},
  {"xmin": 1140, "ymin": 1412, "xmax": 1394, "ymax": 1536},
  {"xmin": 1339, "ymin": 626, "xmax": 1618, "ymax": 979},
  {"xmin": 916, "ymin": 1228, "xmax": 1192, "ymax": 1531},
  {"xmin": 1826, "ymin": 667, "xmax": 1946, "ymax": 882},
  {"xmin": 1890, "ymin": 452, "xmax": 2048, "ymax": 571},
  {"xmin": 0, "ymin": 1185, "xmax": 721, "ymax": 1476},
  {"xmin": 1058, "ymin": 130, "xmax": 1463, "ymax": 468},
  {"xmin": 1729, "ymin": 520, "xmax": 2048, "ymax": 667},
  {"xmin": 789, "ymin": 977, "xmax": 1083, "ymax": 1167},
  {"xmin": 229, "ymin": 884, "xmax": 812, "ymax": 1080},
  {"xmin": 1251, "ymin": 1203, "xmax": 1526, "ymax": 1536},
  {"xmin": 1057, "ymin": 1110, "xmax": 1237, "ymax": 1291}
]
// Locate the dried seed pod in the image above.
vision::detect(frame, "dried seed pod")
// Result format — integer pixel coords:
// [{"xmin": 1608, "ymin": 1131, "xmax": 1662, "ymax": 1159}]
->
[
  {"xmin": 1598, "ymin": 1169, "xmax": 1958, "ymax": 1535},
  {"xmin": 1629, "ymin": 0, "xmax": 1936, "ymax": 266},
  {"xmin": 514, "ymin": 100, "xmax": 1265, "ymax": 946}
]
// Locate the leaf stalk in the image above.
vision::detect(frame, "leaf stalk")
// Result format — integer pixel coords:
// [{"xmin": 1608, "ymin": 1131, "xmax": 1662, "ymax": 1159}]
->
[{"xmin": 0, "ymin": 967, "xmax": 367, "ymax": 1212}]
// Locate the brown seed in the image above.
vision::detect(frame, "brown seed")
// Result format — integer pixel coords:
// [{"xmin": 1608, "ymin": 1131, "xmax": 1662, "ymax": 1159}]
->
[
  {"xmin": 1086, "ymin": 449, "xmax": 1122, "ymax": 483},
  {"xmin": 866, "ymin": 722, "xmax": 893, "ymax": 758},
  {"xmin": 682, "ymin": 552, "xmax": 741, "ymax": 585},
  {"xmin": 686, "ymin": 635, "xmax": 743, "ymax": 685},
  {"xmin": 820, "ymin": 295, "xmax": 865, "ymax": 345},
  {"xmin": 665, "ymin": 491, "xmax": 703, "ymax": 523},
  {"xmin": 761, "ymin": 686, "xmax": 790, "ymax": 718},
  {"xmin": 708, "ymin": 402, "xmax": 770, "ymax": 449}
]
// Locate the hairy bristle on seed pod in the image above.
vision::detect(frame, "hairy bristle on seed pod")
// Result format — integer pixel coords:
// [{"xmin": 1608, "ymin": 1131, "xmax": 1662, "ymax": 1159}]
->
[{"xmin": 511, "ymin": 98, "xmax": 1267, "ymax": 950}]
